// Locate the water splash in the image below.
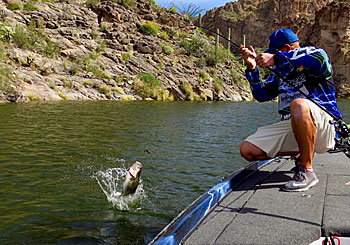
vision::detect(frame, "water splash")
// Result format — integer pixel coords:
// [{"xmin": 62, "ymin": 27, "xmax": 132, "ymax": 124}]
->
[{"xmin": 93, "ymin": 166, "xmax": 146, "ymax": 211}]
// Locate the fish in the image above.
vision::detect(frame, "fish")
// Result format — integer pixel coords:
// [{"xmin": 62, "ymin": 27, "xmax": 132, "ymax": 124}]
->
[{"xmin": 121, "ymin": 161, "xmax": 143, "ymax": 196}]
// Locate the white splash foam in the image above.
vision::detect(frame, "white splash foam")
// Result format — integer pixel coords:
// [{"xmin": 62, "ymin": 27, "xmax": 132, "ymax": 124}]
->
[{"xmin": 93, "ymin": 167, "xmax": 145, "ymax": 211}]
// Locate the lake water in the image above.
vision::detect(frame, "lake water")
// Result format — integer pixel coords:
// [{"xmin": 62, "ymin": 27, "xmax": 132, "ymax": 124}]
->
[{"xmin": 0, "ymin": 100, "xmax": 349, "ymax": 244}]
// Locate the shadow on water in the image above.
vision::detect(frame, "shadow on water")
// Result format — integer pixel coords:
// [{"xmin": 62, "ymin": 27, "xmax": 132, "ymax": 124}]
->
[{"xmin": 56, "ymin": 216, "xmax": 147, "ymax": 245}]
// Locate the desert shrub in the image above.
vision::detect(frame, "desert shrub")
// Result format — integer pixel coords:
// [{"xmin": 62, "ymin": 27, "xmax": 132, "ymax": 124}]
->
[
  {"xmin": 23, "ymin": 2, "xmax": 38, "ymax": 12},
  {"xmin": 85, "ymin": 0, "xmax": 99, "ymax": 7},
  {"xmin": 180, "ymin": 82, "xmax": 201, "ymax": 101},
  {"xmin": 160, "ymin": 32, "xmax": 169, "ymax": 40},
  {"xmin": 119, "ymin": 0, "xmax": 136, "ymax": 8},
  {"xmin": 139, "ymin": 22, "xmax": 159, "ymax": 36},
  {"xmin": 134, "ymin": 73, "xmax": 170, "ymax": 100},
  {"xmin": 58, "ymin": 92, "xmax": 66, "ymax": 100},
  {"xmin": 12, "ymin": 24, "xmax": 32, "ymax": 49},
  {"xmin": 230, "ymin": 68, "xmax": 247, "ymax": 87},
  {"xmin": 166, "ymin": 28, "xmax": 177, "ymax": 38},
  {"xmin": 138, "ymin": 73, "xmax": 161, "ymax": 86},
  {"xmin": 0, "ymin": 23, "xmax": 14, "ymax": 43},
  {"xmin": 83, "ymin": 80, "xmax": 93, "ymax": 87},
  {"xmin": 87, "ymin": 63, "xmax": 112, "ymax": 79},
  {"xmin": 198, "ymin": 70, "xmax": 209, "ymax": 84},
  {"xmin": 204, "ymin": 44, "xmax": 228, "ymax": 66},
  {"xmin": 180, "ymin": 35, "xmax": 206, "ymax": 57},
  {"xmin": 0, "ymin": 64, "xmax": 13, "ymax": 92},
  {"xmin": 8, "ymin": 3, "xmax": 21, "ymax": 10},
  {"xmin": 11, "ymin": 22, "xmax": 59, "ymax": 58},
  {"xmin": 168, "ymin": 7, "xmax": 177, "ymax": 14},
  {"xmin": 41, "ymin": 39, "xmax": 60, "ymax": 58},
  {"xmin": 160, "ymin": 43, "xmax": 173, "ymax": 55},
  {"xmin": 64, "ymin": 80, "xmax": 73, "ymax": 89},
  {"xmin": 97, "ymin": 84, "xmax": 112, "ymax": 98},
  {"xmin": 213, "ymin": 77, "xmax": 223, "ymax": 94},
  {"xmin": 122, "ymin": 50, "xmax": 133, "ymax": 61}
]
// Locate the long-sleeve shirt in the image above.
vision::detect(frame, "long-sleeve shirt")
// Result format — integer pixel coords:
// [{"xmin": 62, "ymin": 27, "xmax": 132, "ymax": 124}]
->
[{"xmin": 245, "ymin": 46, "xmax": 342, "ymax": 121}]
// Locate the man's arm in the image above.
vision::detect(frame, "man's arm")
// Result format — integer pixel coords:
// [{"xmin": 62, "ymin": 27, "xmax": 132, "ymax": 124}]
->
[
  {"xmin": 274, "ymin": 47, "xmax": 333, "ymax": 80},
  {"xmin": 239, "ymin": 46, "xmax": 279, "ymax": 102}
]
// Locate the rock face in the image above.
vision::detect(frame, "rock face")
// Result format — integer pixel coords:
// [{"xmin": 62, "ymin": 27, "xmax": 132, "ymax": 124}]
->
[
  {"xmin": 202, "ymin": 0, "xmax": 350, "ymax": 97},
  {"xmin": 307, "ymin": 1, "xmax": 350, "ymax": 98},
  {"xmin": 0, "ymin": 0, "xmax": 252, "ymax": 102}
]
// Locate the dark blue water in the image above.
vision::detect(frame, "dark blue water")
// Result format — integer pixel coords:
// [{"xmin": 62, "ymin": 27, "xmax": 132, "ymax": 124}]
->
[{"xmin": 0, "ymin": 100, "xmax": 348, "ymax": 244}]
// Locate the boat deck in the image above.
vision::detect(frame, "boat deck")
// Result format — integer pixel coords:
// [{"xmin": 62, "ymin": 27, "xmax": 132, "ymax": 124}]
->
[{"xmin": 183, "ymin": 153, "xmax": 350, "ymax": 244}]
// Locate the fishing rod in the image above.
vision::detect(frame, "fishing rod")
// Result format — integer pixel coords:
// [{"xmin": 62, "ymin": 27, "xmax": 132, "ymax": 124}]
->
[{"xmin": 194, "ymin": 22, "xmax": 350, "ymax": 157}]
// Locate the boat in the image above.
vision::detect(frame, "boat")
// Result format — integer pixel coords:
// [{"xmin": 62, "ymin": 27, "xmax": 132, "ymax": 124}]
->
[{"xmin": 150, "ymin": 153, "xmax": 350, "ymax": 244}]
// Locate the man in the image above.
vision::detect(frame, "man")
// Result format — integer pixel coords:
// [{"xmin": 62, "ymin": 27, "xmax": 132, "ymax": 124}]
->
[{"xmin": 239, "ymin": 29, "xmax": 342, "ymax": 192}]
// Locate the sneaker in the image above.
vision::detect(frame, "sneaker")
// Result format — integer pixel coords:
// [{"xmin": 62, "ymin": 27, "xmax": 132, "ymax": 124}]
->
[{"xmin": 282, "ymin": 166, "xmax": 319, "ymax": 192}]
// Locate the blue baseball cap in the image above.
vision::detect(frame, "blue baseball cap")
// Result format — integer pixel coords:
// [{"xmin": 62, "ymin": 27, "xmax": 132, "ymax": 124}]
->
[{"xmin": 265, "ymin": 29, "xmax": 299, "ymax": 54}]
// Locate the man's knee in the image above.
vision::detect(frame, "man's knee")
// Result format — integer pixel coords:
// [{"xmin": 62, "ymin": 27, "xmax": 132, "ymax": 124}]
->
[
  {"xmin": 290, "ymin": 98, "xmax": 311, "ymax": 119},
  {"xmin": 240, "ymin": 141, "xmax": 266, "ymax": 161}
]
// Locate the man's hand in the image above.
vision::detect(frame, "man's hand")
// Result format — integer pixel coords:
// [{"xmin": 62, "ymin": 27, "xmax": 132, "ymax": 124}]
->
[
  {"xmin": 255, "ymin": 53, "xmax": 275, "ymax": 69},
  {"xmin": 239, "ymin": 46, "xmax": 257, "ymax": 70}
]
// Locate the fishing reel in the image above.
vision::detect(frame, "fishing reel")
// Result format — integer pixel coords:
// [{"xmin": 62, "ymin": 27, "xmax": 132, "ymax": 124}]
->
[{"xmin": 328, "ymin": 119, "xmax": 350, "ymax": 158}]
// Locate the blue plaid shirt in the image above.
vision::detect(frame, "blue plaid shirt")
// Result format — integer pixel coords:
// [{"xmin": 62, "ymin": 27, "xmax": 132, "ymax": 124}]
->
[{"xmin": 245, "ymin": 46, "xmax": 342, "ymax": 121}]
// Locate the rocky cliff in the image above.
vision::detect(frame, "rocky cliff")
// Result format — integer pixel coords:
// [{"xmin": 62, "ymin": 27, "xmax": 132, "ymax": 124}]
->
[
  {"xmin": 0, "ymin": 0, "xmax": 251, "ymax": 103},
  {"xmin": 203, "ymin": 0, "xmax": 350, "ymax": 98}
]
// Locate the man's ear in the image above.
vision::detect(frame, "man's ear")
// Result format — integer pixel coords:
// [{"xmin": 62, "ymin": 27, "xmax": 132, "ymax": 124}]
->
[{"xmin": 281, "ymin": 44, "xmax": 292, "ymax": 52}]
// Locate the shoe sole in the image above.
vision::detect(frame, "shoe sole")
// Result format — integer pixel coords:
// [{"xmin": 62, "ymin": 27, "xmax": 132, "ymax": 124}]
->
[{"xmin": 281, "ymin": 178, "xmax": 319, "ymax": 192}]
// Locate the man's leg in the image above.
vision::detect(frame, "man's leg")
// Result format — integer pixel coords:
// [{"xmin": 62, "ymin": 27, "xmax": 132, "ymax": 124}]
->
[
  {"xmin": 240, "ymin": 141, "xmax": 299, "ymax": 162},
  {"xmin": 283, "ymin": 98, "xmax": 319, "ymax": 192},
  {"xmin": 290, "ymin": 98, "xmax": 316, "ymax": 169},
  {"xmin": 240, "ymin": 98, "xmax": 316, "ymax": 164},
  {"xmin": 240, "ymin": 141, "xmax": 268, "ymax": 161}
]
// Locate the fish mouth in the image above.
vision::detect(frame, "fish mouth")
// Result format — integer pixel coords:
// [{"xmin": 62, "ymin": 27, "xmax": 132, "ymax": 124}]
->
[
  {"xmin": 135, "ymin": 161, "xmax": 143, "ymax": 169},
  {"xmin": 129, "ymin": 162, "xmax": 142, "ymax": 178}
]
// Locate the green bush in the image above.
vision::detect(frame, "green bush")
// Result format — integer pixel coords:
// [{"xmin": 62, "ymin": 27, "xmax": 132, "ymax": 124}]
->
[
  {"xmin": 97, "ymin": 84, "xmax": 112, "ymax": 98},
  {"xmin": 83, "ymin": 80, "xmax": 93, "ymax": 87},
  {"xmin": 23, "ymin": 3, "xmax": 38, "ymax": 11},
  {"xmin": 85, "ymin": 0, "xmax": 100, "ymax": 7},
  {"xmin": 138, "ymin": 73, "xmax": 161, "ymax": 86},
  {"xmin": 0, "ymin": 23, "xmax": 14, "ymax": 43},
  {"xmin": 134, "ymin": 73, "xmax": 169, "ymax": 100},
  {"xmin": 180, "ymin": 35, "xmax": 206, "ymax": 57},
  {"xmin": 160, "ymin": 32, "xmax": 169, "ymax": 40},
  {"xmin": 213, "ymin": 77, "xmax": 223, "ymax": 94},
  {"xmin": 180, "ymin": 82, "xmax": 201, "ymax": 101},
  {"xmin": 198, "ymin": 70, "xmax": 209, "ymax": 84},
  {"xmin": 139, "ymin": 22, "xmax": 159, "ymax": 36},
  {"xmin": 58, "ymin": 92, "xmax": 66, "ymax": 100},
  {"xmin": 41, "ymin": 39, "xmax": 60, "ymax": 58},
  {"xmin": 12, "ymin": 24, "xmax": 32, "ymax": 49},
  {"xmin": 168, "ymin": 7, "xmax": 177, "ymax": 14},
  {"xmin": 230, "ymin": 68, "xmax": 247, "ymax": 87},
  {"xmin": 0, "ymin": 64, "xmax": 13, "ymax": 92},
  {"xmin": 160, "ymin": 43, "xmax": 173, "ymax": 55},
  {"xmin": 166, "ymin": 29, "xmax": 177, "ymax": 38},
  {"xmin": 119, "ymin": 0, "xmax": 136, "ymax": 8},
  {"xmin": 8, "ymin": 3, "xmax": 21, "ymax": 10},
  {"xmin": 122, "ymin": 50, "xmax": 133, "ymax": 61},
  {"xmin": 204, "ymin": 44, "xmax": 228, "ymax": 67},
  {"xmin": 11, "ymin": 22, "xmax": 60, "ymax": 58}
]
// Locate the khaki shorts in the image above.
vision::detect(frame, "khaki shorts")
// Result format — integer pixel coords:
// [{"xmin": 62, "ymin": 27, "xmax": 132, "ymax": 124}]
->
[{"xmin": 245, "ymin": 100, "xmax": 335, "ymax": 158}]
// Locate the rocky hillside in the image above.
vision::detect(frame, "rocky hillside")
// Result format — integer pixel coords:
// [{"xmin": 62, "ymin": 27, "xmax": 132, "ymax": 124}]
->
[
  {"xmin": 203, "ymin": 0, "xmax": 350, "ymax": 98},
  {"xmin": 0, "ymin": 0, "xmax": 252, "ymax": 103}
]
